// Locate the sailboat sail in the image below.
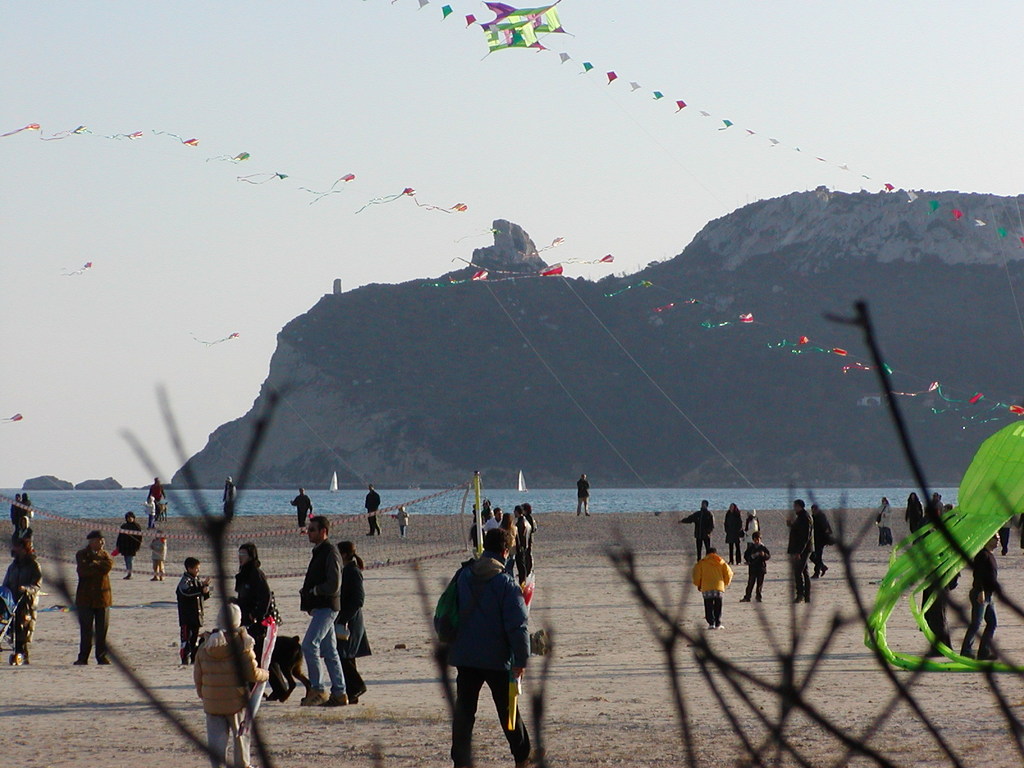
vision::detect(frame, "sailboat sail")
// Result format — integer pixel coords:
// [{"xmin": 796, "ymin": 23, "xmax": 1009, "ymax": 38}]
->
[
  {"xmin": 517, "ymin": 470, "xmax": 527, "ymax": 492},
  {"xmin": 329, "ymin": 472, "xmax": 338, "ymax": 492}
]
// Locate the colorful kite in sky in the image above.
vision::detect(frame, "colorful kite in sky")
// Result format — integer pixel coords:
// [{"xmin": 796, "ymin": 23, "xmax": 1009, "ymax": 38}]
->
[
  {"xmin": 3, "ymin": 413, "xmax": 23, "ymax": 422},
  {"xmin": 298, "ymin": 174, "xmax": 357, "ymax": 204},
  {"xmin": 41, "ymin": 125, "xmax": 90, "ymax": 141},
  {"xmin": 207, "ymin": 152, "xmax": 251, "ymax": 163},
  {"xmin": 62, "ymin": 262, "xmax": 93, "ymax": 276},
  {"xmin": 1, "ymin": 123, "xmax": 40, "ymax": 138},
  {"xmin": 192, "ymin": 332, "xmax": 240, "ymax": 346},
  {"xmin": 237, "ymin": 173, "xmax": 289, "ymax": 184},
  {"xmin": 481, "ymin": 2, "xmax": 566, "ymax": 51},
  {"xmin": 153, "ymin": 130, "xmax": 199, "ymax": 146}
]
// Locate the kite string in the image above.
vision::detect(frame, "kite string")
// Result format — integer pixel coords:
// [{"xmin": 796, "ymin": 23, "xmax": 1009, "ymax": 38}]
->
[
  {"xmin": 556, "ymin": 276, "xmax": 757, "ymax": 489},
  {"xmin": 483, "ymin": 283, "xmax": 649, "ymax": 487},
  {"xmin": 277, "ymin": 394, "xmax": 369, "ymax": 485},
  {"xmin": 1006, "ymin": 196, "xmax": 1024, "ymax": 347}
]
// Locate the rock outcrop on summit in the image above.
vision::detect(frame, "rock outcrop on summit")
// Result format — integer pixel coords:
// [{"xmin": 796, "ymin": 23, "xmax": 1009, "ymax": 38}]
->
[{"xmin": 175, "ymin": 193, "xmax": 1024, "ymax": 488}]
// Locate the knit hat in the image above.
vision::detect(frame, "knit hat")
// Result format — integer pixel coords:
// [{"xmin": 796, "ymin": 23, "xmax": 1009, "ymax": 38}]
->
[
  {"xmin": 218, "ymin": 603, "xmax": 242, "ymax": 630},
  {"xmin": 86, "ymin": 530, "xmax": 104, "ymax": 540}
]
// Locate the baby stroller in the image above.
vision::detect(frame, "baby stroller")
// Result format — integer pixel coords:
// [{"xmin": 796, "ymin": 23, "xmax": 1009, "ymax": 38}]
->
[{"xmin": 0, "ymin": 585, "xmax": 27, "ymax": 665}]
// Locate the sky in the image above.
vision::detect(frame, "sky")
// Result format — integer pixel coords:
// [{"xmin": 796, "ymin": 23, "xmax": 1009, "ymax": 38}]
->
[{"xmin": 2, "ymin": 1, "xmax": 1022, "ymax": 488}]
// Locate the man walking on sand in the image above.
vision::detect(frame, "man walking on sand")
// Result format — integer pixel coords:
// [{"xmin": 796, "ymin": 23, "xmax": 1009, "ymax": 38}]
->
[
  {"xmin": 299, "ymin": 516, "xmax": 348, "ymax": 706},
  {"xmin": 365, "ymin": 484, "xmax": 382, "ymax": 536},
  {"xmin": 291, "ymin": 488, "xmax": 313, "ymax": 530},
  {"xmin": 787, "ymin": 500, "xmax": 814, "ymax": 604},
  {"xmin": 449, "ymin": 528, "xmax": 531, "ymax": 768},
  {"xmin": 75, "ymin": 530, "xmax": 113, "ymax": 665},
  {"xmin": 576, "ymin": 473, "xmax": 590, "ymax": 516}
]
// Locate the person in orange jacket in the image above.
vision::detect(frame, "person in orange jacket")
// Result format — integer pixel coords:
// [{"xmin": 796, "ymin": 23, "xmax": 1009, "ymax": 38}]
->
[{"xmin": 692, "ymin": 547, "xmax": 733, "ymax": 630}]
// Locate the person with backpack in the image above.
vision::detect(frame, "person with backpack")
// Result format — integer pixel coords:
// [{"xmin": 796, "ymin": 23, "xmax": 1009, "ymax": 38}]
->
[{"xmin": 446, "ymin": 527, "xmax": 531, "ymax": 768}]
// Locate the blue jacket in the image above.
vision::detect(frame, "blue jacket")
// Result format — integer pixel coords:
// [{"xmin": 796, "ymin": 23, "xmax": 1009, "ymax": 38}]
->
[{"xmin": 448, "ymin": 552, "xmax": 529, "ymax": 671}]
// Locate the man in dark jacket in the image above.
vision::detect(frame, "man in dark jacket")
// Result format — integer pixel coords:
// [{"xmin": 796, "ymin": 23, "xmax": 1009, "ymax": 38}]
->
[
  {"xmin": 75, "ymin": 530, "xmax": 113, "ymax": 664},
  {"xmin": 787, "ymin": 500, "xmax": 814, "ymax": 603},
  {"xmin": 809, "ymin": 504, "xmax": 833, "ymax": 578},
  {"xmin": 960, "ymin": 535, "xmax": 1000, "ymax": 660},
  {"xmin": 365, "ymin": 484, "xmax": 382, "ymax": 536},
  {"xmin": 115, "ymin": 512, "xmax": 143, "ymax": 580},
  {"xmin": 576, "ymin": 474, "xmax": 590, "ymax": 516},
  {"xmin": 299, "ymin": 515, "xmax": 347, "ymax": 706},
  {"xmin": 291, "ymin": 488, "xmax": 313, "ymax": 529},
  {"xmin": 680, "ymin": 500, "xmax": 715, "ymax": 559},
  {"xmin": 449, "ymin": 527, "xmax": 530, "ymax": 768}
]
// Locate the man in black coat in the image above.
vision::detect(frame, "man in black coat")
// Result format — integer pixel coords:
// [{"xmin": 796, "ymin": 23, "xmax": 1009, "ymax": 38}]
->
[
  {"xmin": 365, "ymin": 484, "xmax": 382, "ymax": 536},
  {"xmin": 291, "ymin": 488, "xmax": 313, "ymax": 529},
  {"xmin": 787, "ymin": 500, "xmax": 814, "ymax": 603},
  {"xmin": 680, "ymin": 500, "xmax": 715, "ymax": 559}
]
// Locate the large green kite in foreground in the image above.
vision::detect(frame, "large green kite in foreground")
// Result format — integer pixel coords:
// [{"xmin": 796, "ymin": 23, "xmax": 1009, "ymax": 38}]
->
[{"xmin": 866, "ymin": 422, "xmax": 1024, "ymax": 671}]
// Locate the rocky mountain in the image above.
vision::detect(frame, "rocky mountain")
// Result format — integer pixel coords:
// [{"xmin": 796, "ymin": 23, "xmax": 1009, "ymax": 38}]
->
[
  {"xmin": 23, "ymin": 475, "xmax": 73, "ymax": 490},
  {"xmin": 175, "ymin": 192, "xmax": 1024, "ymax": 489}
]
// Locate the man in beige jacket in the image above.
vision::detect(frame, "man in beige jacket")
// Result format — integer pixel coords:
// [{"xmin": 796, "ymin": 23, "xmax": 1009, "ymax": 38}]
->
[{"xmin": 194, "ymin": 603, "xmax": 269, "ymax": 768}]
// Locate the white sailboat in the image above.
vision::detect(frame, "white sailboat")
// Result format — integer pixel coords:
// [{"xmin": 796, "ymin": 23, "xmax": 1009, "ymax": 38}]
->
[
  {"xmin": 329, "ymin": 471, "xmax": 339, "ymax": 492},
  {"xmin": 517, "ymin": 470, "xmax": 527, "ymax": 492}
]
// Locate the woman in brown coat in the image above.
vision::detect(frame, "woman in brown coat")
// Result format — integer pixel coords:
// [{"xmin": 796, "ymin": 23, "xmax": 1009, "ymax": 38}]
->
[{"xmin": 194, "ymin": 603, "xmax": 269, "ymax": 768}]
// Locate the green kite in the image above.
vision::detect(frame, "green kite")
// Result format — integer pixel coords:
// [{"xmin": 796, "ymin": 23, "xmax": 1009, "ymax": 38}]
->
[{"xmin": 866, "ymin": 422, "xmax": 1024, "ymax": 671}]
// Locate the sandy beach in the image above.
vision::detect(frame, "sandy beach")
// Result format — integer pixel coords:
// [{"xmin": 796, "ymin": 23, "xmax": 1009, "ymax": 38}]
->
[{"xmin": 5, "ymin": 508, "xmax": 1024, "ymax": 768}]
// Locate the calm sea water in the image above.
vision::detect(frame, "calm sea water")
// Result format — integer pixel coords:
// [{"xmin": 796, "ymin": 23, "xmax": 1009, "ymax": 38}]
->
[{"xmin": 2, "ymin": 486, "xmax": 959, "ymax": 521}]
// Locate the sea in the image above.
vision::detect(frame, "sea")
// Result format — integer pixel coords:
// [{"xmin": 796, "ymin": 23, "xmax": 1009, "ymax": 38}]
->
[{"xmin": 2, "ymin": 486, "xmax": 959, "ymax": 521}]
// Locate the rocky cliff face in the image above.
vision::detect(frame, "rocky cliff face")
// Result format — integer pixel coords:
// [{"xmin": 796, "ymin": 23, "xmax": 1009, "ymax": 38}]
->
[{"xmin": 175, "ymin": 193, "xmax": 1024, "ymax": 489}]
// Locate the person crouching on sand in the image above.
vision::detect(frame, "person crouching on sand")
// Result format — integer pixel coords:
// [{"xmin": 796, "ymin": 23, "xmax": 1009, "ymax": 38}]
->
[{"xmin": 692, "ymin": 547, "xmax": 733, "ymax": 630}]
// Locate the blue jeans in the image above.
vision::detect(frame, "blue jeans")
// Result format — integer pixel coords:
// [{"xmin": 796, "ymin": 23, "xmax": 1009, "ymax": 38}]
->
[{"xmin": 302, "ymin": 608, "xmax": 345, "ymax": 695}]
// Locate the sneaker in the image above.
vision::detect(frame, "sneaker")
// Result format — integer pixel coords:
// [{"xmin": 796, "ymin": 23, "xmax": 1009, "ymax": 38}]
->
[
  {"xmin": 97, "ymin": 658, "xmax": 112, "ymax": 665},
  {"xmin": 300, "ymin": 691, "xmax": 330, "ymax": 707},
  {"xmin": 73, "ymin": 659, "xmax": 88, "ymax": 665},
  {"xmin": 151, "ymin": 577, "xmax": 159, "ymax": 581},
  {"xmin": 739, "ymin": 596, "xmax": 751, "ymax": 603},
  {"xmin": 715, "ymin": 623, "xmax": 724, "ymax": 630},
  {"xmin": 123, "ymin": 573, "xmax": 132, "ymax": 580},
  {"xmin": 707, "ymin": 624, "xmax": 717, "ymax": 631},
  {"xmin": 321, "ymin": 693, "xmax": 349, "ymax": 707}
]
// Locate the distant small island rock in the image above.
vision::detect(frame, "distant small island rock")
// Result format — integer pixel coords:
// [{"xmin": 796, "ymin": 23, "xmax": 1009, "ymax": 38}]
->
[
  {"xmin": 74, "ymin": 477, "xmax": 123, "ymax": 491},
  {"xmin": 23, "ymin": 475, "xmax": 74, "ymax": 491}
]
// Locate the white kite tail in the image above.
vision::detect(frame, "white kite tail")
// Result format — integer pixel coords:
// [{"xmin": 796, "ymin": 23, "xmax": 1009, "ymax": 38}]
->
[{"xmin": 242, "ymin": 617, "xmax": 278, "ymax": 732}]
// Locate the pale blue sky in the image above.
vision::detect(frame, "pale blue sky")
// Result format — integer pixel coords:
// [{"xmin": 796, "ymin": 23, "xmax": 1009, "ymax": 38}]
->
[{"xmin": 2, "ymin": 1, "xmax": 1021, "ymax": 487}]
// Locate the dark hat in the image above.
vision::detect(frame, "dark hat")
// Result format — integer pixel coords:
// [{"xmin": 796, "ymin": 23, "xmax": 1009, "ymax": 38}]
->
[{"xmin": 86, "ymin": 530, "xmax": 104, "ymax": 540}]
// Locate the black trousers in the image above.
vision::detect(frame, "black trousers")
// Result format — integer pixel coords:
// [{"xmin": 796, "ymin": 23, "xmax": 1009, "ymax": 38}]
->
[
  {"xmin": 695, "ymin": 535, "xmax": 711, "ymax": 559},
  {"xmin": 811, "ymin": 546, "xmax": 827, "ymax": 575},
  {"xmin": 341, "ymin": 657, "xmax": 365, "ymax": 696},
  {"xmin": 792, "ymin": 555, "xmax": 811, "ymax": 601},
  {"xmin": 744, "ymin": 570, "xmax": 765, "ymax": 599},
  {"xmin": 297, "ymin": 509, "xmax": 308, "ymax": 527},
  {"xmin": 452, "ymin": 666, "xmax": 530, "ymax": 767},
  {"xmin": 180, "ymin": 623, "xmax": 201, "ymax": 664},
  {"xmin": 703, "ymin": 596, "xmax": 723, "ymax": 627},
  {"xmin": 728, "ymin": 540, "xmax": 742, "ymax": 564},
  {"xmin": 77, "ymin": 606, "xmax": 110, "ymax": 662},
  {"xmin": 367, "ymin": 514, "xmax": 381, "ymax": 535}
]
